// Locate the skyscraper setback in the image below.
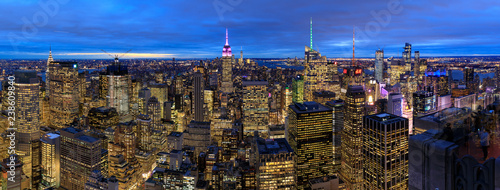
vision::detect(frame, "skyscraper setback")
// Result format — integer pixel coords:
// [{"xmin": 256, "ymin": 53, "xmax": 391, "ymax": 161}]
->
[{"xmin": 221, "ymin": 28, "xmax": 234, "ymax": 94}]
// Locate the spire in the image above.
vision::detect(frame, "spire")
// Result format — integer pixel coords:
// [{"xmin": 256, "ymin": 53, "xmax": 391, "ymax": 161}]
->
[
  {"xmin": 352, "ymin": 27, "xmax": 355, "ymax": 66},
  {"xmin": 225, "ymin": 28, "xmax": 229, "ymax": 45},
  {"xmin": 310, "ymin": 17, "xmax": 313, "ymax": 51},
  {"xmin": 48, "ymin": 45, "xmax": 53, "ymax": 64}
]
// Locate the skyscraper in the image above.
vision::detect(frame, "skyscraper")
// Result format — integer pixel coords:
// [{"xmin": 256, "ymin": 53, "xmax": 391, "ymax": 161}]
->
[
  {"xmin": 221, "ymin": 28, "xmax": 234, "ymax": 93},
  {"xmin": 387, "ymin": 93, "xmax": 403, "ymax": 117},
  {"xmin": 49, "ymin": 62, "xmax": 79, "ymax": 129},
  {"xmin": 100, "ymin": 60, "xmax": 131, "ymax": 117},
  {"xmin": 193, "ymin": 71, "xmax": 205, "ymax": 122},
  {"xmin": 340, "ymin": 85, "xmax": 366, "ymax": 190},
  {"xmin": 40, "ymin": 133, "xmax": 60, "ymax": 189},
  {"xmin": 375, "ymin": 49, "xmax": 384, "ymax": 83},
  {"xmin": 288, "ymin": 101, "xmax": 333, "ymax": 190},
  {"xmin": 242, "ymin": 81, "xmax": 269, "ymax": 138},
  {"xmin": 403, "ymin": 43, "xmax": 412, "ymax": 72},
  {"xmin": 414, "ymin": 51, "xmax": 420, "ymax": 77},
  {"xmin": 60, "ymin": 127, "xmax": 102, "ymax": 190},
  {"xmin": 464, "ymin": 67, "xmax": 474, "ymax": 90},
  {"xmin": 14, "ymin": 70, "xmax": 41, "ymax": 189},
  {"xmin": 46, "ymin": 46, "xmax": 54, "ymax": 97},
  {"xmin": 254, "ymin": 138, "xmax": 296, "ymax": 190},
  {"xmin": 363, "ymin": 113, "xmax": 409, "ymax": 190},
  {"xmin": 326, "ymin": 100, "xmax": 344, "ymax": 174},
  {"xmin": 292, "ymin": 75, "xmax": 304, "ymax": 103}
]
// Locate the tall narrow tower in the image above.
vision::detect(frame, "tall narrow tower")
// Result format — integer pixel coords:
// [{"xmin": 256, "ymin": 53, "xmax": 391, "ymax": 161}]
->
[
  {"xmin": 221, "ymin": 28, "xmax": 234, "ymax": 93},
  {"xmin": 46, "ymin": 46, "xmax": 54, "ymax": 96},
  {"xmin": 310, "ymin": 17, "xmax": 313, "ymax": 52}
]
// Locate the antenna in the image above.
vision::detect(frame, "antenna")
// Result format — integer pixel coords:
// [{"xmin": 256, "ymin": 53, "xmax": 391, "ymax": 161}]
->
[
  {"xmin": 352, "ymin": 27, "xmax": 355, "ymax": 66},
  {"xmin": 101, "ymin": 49, "xmax": 132, "ymax": 64},
  {"xmin": 310, "ymin": 17, "xmax": 313, "ymax": 51}
]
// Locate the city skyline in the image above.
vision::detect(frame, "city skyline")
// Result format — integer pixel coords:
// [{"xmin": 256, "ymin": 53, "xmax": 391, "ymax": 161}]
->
[{"xmin": 1, "ymin": 0, "xmax": 500, "ymax": 59}]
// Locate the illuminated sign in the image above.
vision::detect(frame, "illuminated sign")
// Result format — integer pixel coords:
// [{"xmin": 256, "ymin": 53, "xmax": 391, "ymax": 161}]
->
[
  {"xmin": 343, "ymin": 69, "xmax": 347, "ymax": 74},
  {"xmin": 355, "ymin": 69, "xmax": 362, "ymax": 75},
  {"xmin": 73, "ymin": 64, "xmax": 77, "ymax": 68}
]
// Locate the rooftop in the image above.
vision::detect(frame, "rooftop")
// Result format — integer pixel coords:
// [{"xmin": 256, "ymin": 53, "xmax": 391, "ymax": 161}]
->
[
  {"xmin": 257, "ymin": 138, "xmax": 293, "ymax": 155},
  {"xmin": 242, "ymin": 80, "xmax": 268, "ymax": 86},
  {"xmin": 290, "ymin": 101, "xmax": 332, "ymax": 114}
]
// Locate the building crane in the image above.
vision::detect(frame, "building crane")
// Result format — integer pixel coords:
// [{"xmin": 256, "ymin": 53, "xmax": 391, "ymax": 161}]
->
[{"xmin": 101, "ymin": 49, "xmax": 132, "ymax": 63}]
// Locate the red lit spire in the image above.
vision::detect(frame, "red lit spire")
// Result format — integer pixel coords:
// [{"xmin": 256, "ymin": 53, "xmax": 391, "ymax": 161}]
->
[{"xmin": 222, "ymin": 28, "xmax": 232, "ymax": 57}]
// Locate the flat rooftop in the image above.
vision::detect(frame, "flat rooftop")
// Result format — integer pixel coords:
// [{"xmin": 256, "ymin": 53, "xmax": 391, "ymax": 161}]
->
[
  {"xmin": 289, "ymin": 101, "xmax": 332, "ymax": 114},
  {"xmin": 257, "ymin": 138, "xmax": 293, "ymax": 155}
]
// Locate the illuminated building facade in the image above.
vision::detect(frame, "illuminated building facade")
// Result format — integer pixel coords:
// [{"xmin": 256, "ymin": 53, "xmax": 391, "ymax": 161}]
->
[
  {"xmin": 292, "ymin": 75, "xmax": 304, "ymax": 103},
  {"xmin": 101, "ymin": 62, "xmax": 131, "ymax": 116},
  {"xmin": 148, "ymin": 83, "xmax": 168, "ymax": 119},
  {"xmin": 40, "ymin": 133, "xmax": 60, "ymax": 189},
  {"xmin": 108, "ymin": 122, "xmax": 139, "ymax": 190},
  {"xmin": 288, "ymin": 101, "xmax": 333, "ymax": 189},
  {"xmin": 413, "ymin": 90, "xmax": 436, "ymax": 117},
  {"xmin": 387, "ymin": 93, "xmax": 403, "ymax": 117},
  {"xmin": 221, "ymin": 28, "xmax": 234, "ymax": 93},
  {"xmin": 255, "ymin": 138, "xmax": 296, "ymax": 190},
  {"xmin": 414, "ymin": 51, "xmax": 420, "ymax": 77},
  {"xmin": 49, "ymin": 62, "xmax": 80, "ymax": 129},
  {"xmin": 14, "ymin": 70, "xmax": 41, "ymax": 189},
  {"xmin": 326, "ymin": 100, "xmax": 344, "ymax": 174},
  {"xmin": 60, "ymin": 127, "xmax": 102, "ymax": 190},
  {"xmin": 185, "ymin": 121, "xmax": 211, "ymax": 157},
  {"xmin": 88, "ymin": 107, "xmax": 119, "ymax": 130},
  {"xmin": 375, "ymin": 49, "xmax": 384, "ymax": 83},
  {"xmin": 340, "ymin": 85, "xmax": 365, "ymax": 190},
  {"xmin": 363, "ymin": 113, "xmax": 409, "ymax": 190},
  {"xmin": 193, "ymin": 71, "xmax": 204, "ymax": 122},
  {"xmin": 242, "ymin": 81, "xmax": 269, "ymax": 138},
  {"xmin": 403, "ymin": 43, "xmax": 412, "ymax": 72}
]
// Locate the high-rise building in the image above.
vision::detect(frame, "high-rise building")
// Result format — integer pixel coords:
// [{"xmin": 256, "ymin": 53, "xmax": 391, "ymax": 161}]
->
[
  {"xmin": 413, "ymin": 90, "xmax": 436, "ymax": 117},
  {"xmin": 60, "ymin": 127, "xmax": 102, "ymax": 190},
  {"xmin": 184, "ymin": 121, "xmax": 211, "ymax": 159},
  {"xmin": 326, "ymin": 100, "xmax": 344, "ymax": 174},
  {"xmin": 414, "ymin": 51, "xmax": 420, "ymax": 77},
  {"xmin": 14, "ymin": 70, "xmax": 41, "ymax": 189},
  {"xmin": 40, "ymin": 133, "xmax": 60, "ymax": 189},
  {"xmin": 221, "ymin": 28, "xmax": 234, "ymax": 93},
  {"xmin": 148, "ymin": 83, "xmax": 168, "ymax": 119},
  {"xmin": 46, "ymin": 46, "xmax": 54, "ymax": 97},
  {"xmin": 375, "ymin": 49, "xmax": 384, "ymax": 83},
  {"xmin": 403, "ymin": 43, "xmax": 412, "ymax": 72},
  {"xmin": 49, "ymin": 62, "xmax": 79, "ymax": 128},
  {"xmin": 108, "ymin": 122, "xmax": 139, "ymax": 190},
  {"xmin": 288, "ymin": 101, "xmax": 333, "ymax": 189},
  {"xmin": 387, "ymin": 93, "xmax": 403, "ymax": 117},
  {"xmin": 147, "ymin": 97, "xmax": 162, "ymax": 131},
  {"xmin": 363, "ymin": 113, "xmax": 409, "ymax": 190},
  {"xmin": 100, "ymin": 61, "xmax": 131, "ymax": 116},
  {"xmin": 242, "ymin": 81, "xmax": 269, "ymax": 138},
  {"xmin": 292, "ymin": 75, "xmax": 305, "ymax": 103},
  {"xmin": 193, "ymin": 71, "xmax": 204, "ymax": 122},
  {"xmin": 464, "ymin": 67, "xmax": 474, "ymax": 90},
  {"xmin": 340, "ymin": 85, "xmax": 366, "ymax": 190},
  {"xmin": 254, "ymin": 137, "xmax": 296, "ymax": 190},
  {"xmin": 137, "ymin": 114, "xmax": 152, "ymax": 152}
]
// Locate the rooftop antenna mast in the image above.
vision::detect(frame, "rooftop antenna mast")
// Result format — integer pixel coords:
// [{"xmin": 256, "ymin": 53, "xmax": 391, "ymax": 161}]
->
[
  {"xmin": 310, "ymin": 17, "xmax": 313, "ymax": 51},
  {"xmin": 352, "ymin": 27, "xmax": 355, "ymax": 66}
]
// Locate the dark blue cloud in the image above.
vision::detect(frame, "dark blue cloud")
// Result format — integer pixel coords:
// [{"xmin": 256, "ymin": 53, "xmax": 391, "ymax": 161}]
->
[{"xmin": 0, "ymin": 0, "xmax": 499, "ymax": 59}]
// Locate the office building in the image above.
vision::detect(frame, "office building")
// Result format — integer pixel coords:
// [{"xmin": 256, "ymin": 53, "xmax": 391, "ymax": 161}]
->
[
  {"xmin": 413, "ymin": 90, "xmax": 436, "ymax": 117},
  {"xmin": 387, "ymin": 93, "xmax": 403, "ymax": 117},
  {"xmin": 375, "ymin": 49, "xmax": 384, "ymax": 83},
  {"xmin": 193, "ymin": 71, "xmax": 204, "ymax": 122},
  {"xmin": 292, "ymin": 75, "xmax": 305, "ymax": 103},
  {"xmin": 254, "ymin": 137, "xmax": 296, "ymax": 190},
  {"xmin": 84, "ymin": 170, "xmax": 119, "ymax": 190},
  {"xmin": 242, "ymin": 81, "xmax": 269, "ymax": 138},
  {"xmin": 184, "ymin": 121, "xmax": 211, "ymax": 158},
  {"xmin": 100, "ymin": 61, "xmax": 131, "ymax": 116},
  {"xmin": 403, "ymin": 43, "xmax": 412, "ymax": 72},
  {"xmin": 340, "ymin": 85, "xmax": 366, "ymax": 190},
  {"xmin": 40, "ymin": 133, "xmax": 60, "ymax": 189},
  {"xmin": 221, "ymin": 28, "xmax": 234, "ymax": 93},
  {"xmin": 414, "ymin": 51, "xmax": 420, "ymax": 77},
  {"xmin": 14, "ymin": 70, "xmax": 41, "ymax": 189},
  {"xmin": 49, "ymin": 62, "xmax": 80, "ymax": 128},
  {"xmin": 363, "ymin": 113, "xmax": 409, "ymax": 190},
  {"xmin": 88, "ymin": 107, "xmax": 119, "ymax": 130},
  {"xmin": 288, "ymin": 101, "xmax": 333, "ymax": 189},
  {"xmin": 60, "ymin": 127, "xmax": 102, "ymax": 190},
  {"xmin": 326, "ymin": 100, "xmax": 344, "ymax": 174}
]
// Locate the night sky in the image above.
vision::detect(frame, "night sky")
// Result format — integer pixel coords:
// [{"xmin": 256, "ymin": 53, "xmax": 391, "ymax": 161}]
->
[{"xmin": 1, "ymin": 0, "xmax": 500, "ymax": 59}]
